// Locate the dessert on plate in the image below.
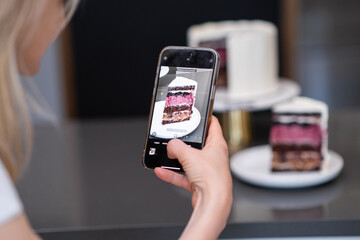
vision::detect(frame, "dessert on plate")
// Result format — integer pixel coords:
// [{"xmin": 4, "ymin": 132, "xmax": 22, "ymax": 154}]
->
[
  {"xmin": 162, "ymin": 77, "xmax": 197, "ymax": 125},
  {"xmin": 270, "ymin": 97, "xmax": 328, "ymax": 171}
]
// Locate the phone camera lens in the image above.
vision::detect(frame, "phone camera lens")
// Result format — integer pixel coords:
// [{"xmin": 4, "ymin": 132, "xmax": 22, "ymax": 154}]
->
[
  {"xmin": 187, "ymin": 53, "xmax": 193, "ymax": 61},
  {"xmin": 209, "ymin": 59, "xmax": 213, "ymax": 63},
  {"xmin": 163, "ymin": 56, "xmax": 168, "ymax": 61}
]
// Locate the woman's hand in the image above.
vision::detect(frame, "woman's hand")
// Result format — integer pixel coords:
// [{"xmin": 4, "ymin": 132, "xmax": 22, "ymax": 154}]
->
[{"xmin": 155, "ymin": 116, "xmax": 233, "ymax": 240}]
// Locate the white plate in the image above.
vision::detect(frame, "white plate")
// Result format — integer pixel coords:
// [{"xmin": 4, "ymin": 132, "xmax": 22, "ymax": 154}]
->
[
  {"xmin": 149, "ymin": 101, "xmax": 201, "ymax": 139},
  {"xmin": 230, "ymin": 145, "xmax": 344, "ymax": 189},
  {"xmin": 159, "ymin": 66, "xmax": 169, "ymax": 78},
  {"xmin": 213, "ymin": 79, "xmax": 300, "ymax": 112}
]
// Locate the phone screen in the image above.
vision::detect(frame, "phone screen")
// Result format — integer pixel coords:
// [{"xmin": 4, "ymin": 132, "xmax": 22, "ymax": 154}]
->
[{"xmin": 143, "ymin": 47, "xmax": 219, "ymax": 171}]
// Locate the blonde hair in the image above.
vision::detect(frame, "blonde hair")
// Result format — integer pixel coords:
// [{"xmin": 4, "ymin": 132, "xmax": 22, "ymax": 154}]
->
[{"xmin": 0, "ymin": 0, "xmax": 79, "ymax": 181}]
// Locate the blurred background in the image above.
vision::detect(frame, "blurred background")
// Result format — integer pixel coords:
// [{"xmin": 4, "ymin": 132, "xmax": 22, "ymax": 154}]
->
[
  {"xmin": 34, "ymin": 0, "xmax": 360, "ymax": 122},
  {"xmin": 22, "ymin": 0, "xmax": 360, "ymax": 236}
]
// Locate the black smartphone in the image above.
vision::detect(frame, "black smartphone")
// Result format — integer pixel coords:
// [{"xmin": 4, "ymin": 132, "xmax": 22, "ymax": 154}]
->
[{"xmin": 142, "ymin": 46, "xmax": 220, "ymax": 172}]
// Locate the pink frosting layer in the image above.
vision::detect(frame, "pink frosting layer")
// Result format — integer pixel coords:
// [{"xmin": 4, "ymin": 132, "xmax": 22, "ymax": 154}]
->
[
  {"xmin": 165, "ymin": 94, "xmax": 194, "ymax": 106},
  {"xmin": 270, "ymin": 124, "xmax": 322, "ymax": 145}
]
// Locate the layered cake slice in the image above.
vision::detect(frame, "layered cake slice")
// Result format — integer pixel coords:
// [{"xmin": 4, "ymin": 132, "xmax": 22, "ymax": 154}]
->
[
  {"xmin": 270, "ymin": 97, "xmax": 328, "ymax": 171},
  {"xmin": 162, "ymin": 77, "xmax": 197, "ymax": 125}
]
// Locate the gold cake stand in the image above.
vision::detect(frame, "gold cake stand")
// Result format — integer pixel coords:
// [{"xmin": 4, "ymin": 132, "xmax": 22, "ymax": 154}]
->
[{"xmin": 216, "ymin": 110, "xmax": 252, "ymax": 154}]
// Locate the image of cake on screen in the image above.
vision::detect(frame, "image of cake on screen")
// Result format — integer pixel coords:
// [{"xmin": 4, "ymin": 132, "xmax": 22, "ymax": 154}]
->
[
  {"xmin": 162, "ymin": 77, "xmax": 197, "ymax": 125},
  {"xmin": 149, "ymin": 66, "xmax": 213, "ymax": 143}
]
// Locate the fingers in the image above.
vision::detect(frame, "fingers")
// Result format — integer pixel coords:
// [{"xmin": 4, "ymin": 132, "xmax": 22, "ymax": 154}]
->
[
  {"xmin": 167, "ymin": 138, "xmax": 196, "ymax": 162},
  {"xmin": 205, "ymin": 116, "xmax": 227, "ymax": 146},
  {"xmin": 154, "ymin": 167, "xmax": 192, "ymax": 192},
  {"xmin": 166, "ymin": 116, "xmax": 227, "ymax": 161}
]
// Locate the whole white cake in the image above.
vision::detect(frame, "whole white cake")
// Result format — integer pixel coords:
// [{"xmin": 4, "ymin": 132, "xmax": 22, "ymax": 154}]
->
[{"xmin": 187, "ymin": 20, "xmax": 278, "ymax": 100}]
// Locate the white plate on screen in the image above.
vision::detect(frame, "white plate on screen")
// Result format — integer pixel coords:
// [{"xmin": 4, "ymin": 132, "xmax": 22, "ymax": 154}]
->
[
  {"xmin": 230, "ymin": 145, "xmax": 344, "ymax": 189},
  {"xmin": 149, "ymin": 100, "xmax": 201, "ymax": 139},
  {"xmin": 159, "ymin": 66, "xmax": 169, "ymax": 78}
]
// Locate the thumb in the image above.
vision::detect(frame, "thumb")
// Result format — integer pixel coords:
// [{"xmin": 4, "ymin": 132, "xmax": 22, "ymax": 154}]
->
[{"xmin": 167, "ymin": 139, "xmax": 196, "ymax": 164}]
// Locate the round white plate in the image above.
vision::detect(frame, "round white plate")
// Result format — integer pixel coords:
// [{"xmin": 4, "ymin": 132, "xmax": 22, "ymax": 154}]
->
[
  {"xmin": 150, "ymin": 101, "xmax": 201, "ymax": 139},
  {"xmin": 213, "ymin": 79, "xmax": 300, "ymax": 112},
  {"xmin": 230, "ymin": 145, "xmax": 344, "ymax": 189},
  {"xmin": 159, "ymin": 66, "xmax": 169, "ymax": 78}
]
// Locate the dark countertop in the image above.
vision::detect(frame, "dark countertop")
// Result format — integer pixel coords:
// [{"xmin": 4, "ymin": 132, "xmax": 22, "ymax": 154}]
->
[{"xmin": 16, "ymin": 109, "xmax": 360, "ymax": 238}]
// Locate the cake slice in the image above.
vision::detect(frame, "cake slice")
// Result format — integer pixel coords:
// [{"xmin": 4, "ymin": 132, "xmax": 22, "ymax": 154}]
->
[
  {"xmin": 270, "ymin": 97, "xmax": 328, "ymax": 171},
  {"xmin": 162, "ymin": 77, "xmax": 197, "ymax": 125}
]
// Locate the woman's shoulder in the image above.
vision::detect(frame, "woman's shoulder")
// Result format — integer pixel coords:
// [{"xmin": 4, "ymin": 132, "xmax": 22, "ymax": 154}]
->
[{"xmin": 0, "ymin": 160, "xmax": 23, "ymax": 226}]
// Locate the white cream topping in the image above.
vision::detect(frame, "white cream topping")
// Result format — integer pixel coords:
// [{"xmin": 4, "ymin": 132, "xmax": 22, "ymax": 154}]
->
[
  {"xmin": 168, "ymin": 90, "xmax": 193, "ymax": 94},
  {"xmin": 187, "ymin": 20, "xmax": 277, "ymax": 46},
  {"xmin": 273, "ymin": 115, "xmax": 321, "ymax": 125},
  {"xmin": 168, "ymin": 77, "xmax": 197, "ymax": 88},
  {"xmin": 273, "ymin": 97, "xmax": 328, "ymax": 128}
]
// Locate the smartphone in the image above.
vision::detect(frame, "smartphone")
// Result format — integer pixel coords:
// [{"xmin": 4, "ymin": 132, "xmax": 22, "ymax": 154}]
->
[{"xmin": 142, "ymin": 46, "xmax": 220, "ymax": 172}]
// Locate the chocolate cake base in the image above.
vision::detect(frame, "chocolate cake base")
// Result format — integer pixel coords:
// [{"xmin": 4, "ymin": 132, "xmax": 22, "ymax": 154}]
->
[
  {"xmin": 271, "ymin": 154, "xmax": 322, "ymax": 171},
  {"xmin": 271, "ymin": 145, "xmax": 323, "ymax": 171},
  {"xmin": 162, "ymin": 110, "xmax": 192, "ymax": 125}
]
